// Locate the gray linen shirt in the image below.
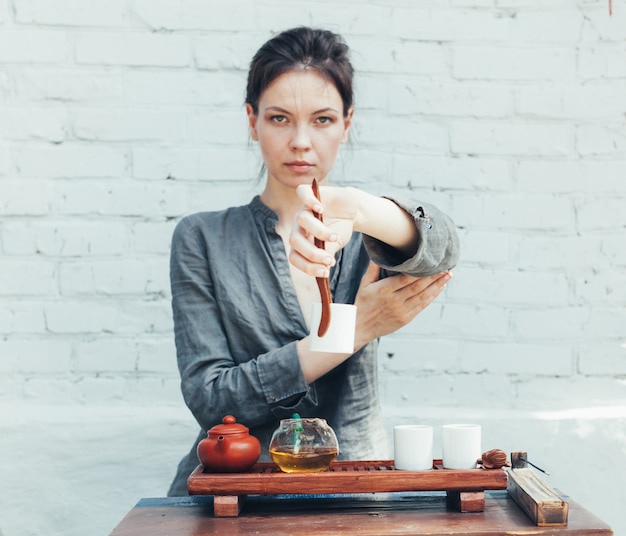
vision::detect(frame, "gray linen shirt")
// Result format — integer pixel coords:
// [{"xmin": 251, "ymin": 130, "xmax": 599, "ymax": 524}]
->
[{"xmin": 167, "ymin": 195, "xmax": 459, "ymax": 495}]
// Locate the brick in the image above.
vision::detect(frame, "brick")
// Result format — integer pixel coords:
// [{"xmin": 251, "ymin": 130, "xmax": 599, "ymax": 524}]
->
[
  {"xmin": 123, "ymin": 377, "xmax": 184, "ymax": 405},
  {"xmin": 512, "ymin": 307, "xmax": 589, "ymax": 340},
  {"xmin": 131, "ymin": 220, "xmax": 178, "ymax": 255},
  {"xmin": 453, "ymin": 46, "xmax": 576, "ymax": 80},
  {"xmin": 349, "ymin": 36, "xmax": 449, "ymax": 76},
  {"xmin": 390, "ymin": 6, "xmax": 512, "ymax": 42},
  {"xmin": 357, "ymin": 112, "xmax": 448, "ymax": 152},
  {"xmin": 578, "ymin": 43, "xmax": 626, "ymax": 79},
  {"xmin": 401, "ymin": 302, "xmax": 510, "ymax": 340},
  {"xmin": 74, "ymin": 338, "xmax": 137, "ymax": 373},
  {"xmin": 1, "ymin": 339, "xmax": 73, "ymax": 373},
  {"xmin": 33, "ymin": 377, "xmax": 127, "ymax": 404},
  {"xmin": 457, "ymin": 229, "xmax": 510, "ymax": 265},
  {"xmin": 75, "ymin": 31, "xmax": 190, "ymax": 67},
  {"xmin": 0, "ymin": 106, "xmax": 67, "ymax": 142},
  {"xmin": 271, "ymin": 4, "xmax": 390, "ymax": 37},
  {"xmin": 581, "ymin": 5, "xmax": 626, "ymax": 42},
  {"xmin": 574, "ymin": 272, "xmax": 626, "ymax": 305},
  {"xmin": 509, "ymin": 10, "xmax": 583, "ymax": 43},
  {"xmin": 14, "ymin": 0, "xmax": 128, "ymax": 26},
  {"xmin": 383, "ymin": 372, "xmax": 516, "ymax": 408},
  {"xmin": 58, "ymin": 181, "xmax": 187, "ymax": 218},
  {"xmin": 2, "ymin": 221, "xmax": 127, "ymax": 256},
  {"xmin": 135, "ymin": 338, "xmax": 178, "ymax": 374},
  {"xmin": 73, "ymin": 108, "xmax": 187, "ymax": 143},
  {"xmin": 13, "ymin": 68, "xmax": 124, "ymax": 103},
  {"xmin": 450, "ymin": 121, "xmax": 573, "ymax": 156},
  {"xmin": 44, "ymin": 301, "xmax": 120, "ymax": 334},
  {"xmin": 125, "ymin": 71, "xmax": 245, "ymax": 107},
  {"xmin": 0, "ymin": 260, "xmax": 57, "ymax": 296},
  {"xmin": 132, "ymin": 0, "xmax": 256, "ymax": 31},
  {"xmin": 353, "ymin": 74, "xmax": 387, "ymax": 111},
  {"xmin": 115, "ymin": 300, "xmax": 174, "ymax": 335},
  {"xmin": 0, "ymin": 181, "xmax": 52, "ymax": 216},
  {"xmin": 0, "ymin": 29, "xmax": 68, "ymax": 63},
  {"xmin": 516, "ymin": 377, "xmax": 626, "ymax": 409},
  {"xmin": 0, "ymin": 301, "xmax": 47, "ymax": 334},
  {"xmin": 450, "ymin": 192, "xmax": 574, "ymax": 231},
  {"xmin": 600, "ymin": 234, "xmax": 626, "ymax": 265},
  {"xmin": 59, "ymin": 258, "xmax": 168, "ymax": 296},
  {"xmin": 448, "ymin": 267, "xmax": 570, "ymax": 306},
  {"xmin": 332, "ymin": 147, "xmax": 391, "ymax": 186},
  {"xmin": 517, "ymin": 235, "xmax": 603, "ymax": 271},
  {"xmin": 586, "ymin": 307, "xmax": 626, "ymax": 338},
  {"xmin": 194, "ymin": 34, "xmax": 262, "ymax": 71},
  {"xmin": 0, "ymin": 143, "xmax": 9, "ymax": 176},
  {"xmin": 458, "ymin": 341, "xmax": 574, "ymax": 376},
  {"xmin": 132, "ymin": 146, "xmax": 259, "ymax": 182},
  {"xmin": 576, "ymin": 123, "xmax": 626, "ymax": 156},
  {"xmin": 186, "ymin": 183, "xmax": 262, "ymax": 214},
  {"xmin": 0, "ymin": 69, "xmax": 9, "ymax": 101},
  {"xmin": 516, "ymin": 81, "xmax": 626, "ymax": 121},
  {"xmin": 517, "ymin": 159, "xmax": 626, "ymax": 194},
  {"xmin": 378, "ymin": 336, "xmax": 459, "ymax": 373},
  {"xmin": 578, "ymin": 343, "xmax": 626, "ymax": 375},
  {"xmin": 391, "ymin": 154, "xmax": 511, "ymax": 191},
  {"xmin": 577, "ymin": 197, "xmax": 626, "ymax": 231},
  {"xmin": 13, "ymin": 144, "xmax": 128, "ymax": 179},
  {"xmin": 0, "ymin": 378, "xmax": 18, "ymax": 400},
  {"xmin": 20, "ymin": 378, "xmax": 69, "ymax": 403},
  {"xmin": 189, "ymin": 110, "xmax": 249, "ymax": 145},
  {"xmin": 389, "ymin": 80, "xmax": 512, "ymax": 118}
]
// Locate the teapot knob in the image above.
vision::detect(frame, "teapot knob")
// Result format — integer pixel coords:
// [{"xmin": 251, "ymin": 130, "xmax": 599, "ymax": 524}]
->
[{"xmin": 223, "ymin": 415, "xmax": 236, "ymax": 425}]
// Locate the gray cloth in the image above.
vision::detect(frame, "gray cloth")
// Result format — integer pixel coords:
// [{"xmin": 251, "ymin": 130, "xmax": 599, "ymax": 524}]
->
[{"xmin": 167, "ymin": 195, "xmax": 459, "ymax": 496}]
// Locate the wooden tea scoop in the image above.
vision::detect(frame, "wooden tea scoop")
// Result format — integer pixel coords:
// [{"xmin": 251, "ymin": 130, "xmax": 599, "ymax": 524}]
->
[{"xmin": 311, "ymin": 178, "xmax": 332, "ymax": 337}]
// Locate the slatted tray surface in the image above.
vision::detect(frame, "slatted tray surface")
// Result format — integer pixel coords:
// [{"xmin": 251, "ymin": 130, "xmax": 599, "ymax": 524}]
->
[{"xmin": 187, "ymin": 459, "xmax": 508, "ymax": 496}]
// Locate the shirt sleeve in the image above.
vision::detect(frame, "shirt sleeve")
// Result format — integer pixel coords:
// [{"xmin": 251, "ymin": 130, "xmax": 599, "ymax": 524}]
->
[
  {"xmin": 362, "ymin": 197, "xmax": 460, "ymax": 276},
  {"xmin": 169, "ymin": 215, "xmax": 314, "ymax": 433}
]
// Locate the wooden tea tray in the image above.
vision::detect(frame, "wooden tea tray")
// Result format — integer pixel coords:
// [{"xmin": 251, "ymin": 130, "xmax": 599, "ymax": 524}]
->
[{"xmin": 187, "ymin": 459, "xmax": 508, "ymax": 517}]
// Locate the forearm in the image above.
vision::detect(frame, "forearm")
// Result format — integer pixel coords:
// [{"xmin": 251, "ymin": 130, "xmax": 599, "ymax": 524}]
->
[
  {"xmin": 352, "ymin": 189, "xmax": 419, "ymax": 256},
  {"xmin": 296, "ymin": 337, "xmax": 356, "ymax": 383},
  {"xmin": 180, "ymin": 342, "xmax": 310, "ymax": 430},
  {"xmin": 362, "ymin": 197, "xmax": 460, "ymax": 276}
]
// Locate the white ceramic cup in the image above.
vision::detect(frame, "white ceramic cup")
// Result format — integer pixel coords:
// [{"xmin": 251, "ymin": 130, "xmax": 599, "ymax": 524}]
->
[
  {"xmin": 309, "ymin": 303, "xmax": 356, "ymax": 354},
  {"xmin": 442, "ymin": 423, "xmax": 481, "ymax": 469},
  {"xmin": 393, "ymin": 424, "xmax": 434, "ymax": 471}
]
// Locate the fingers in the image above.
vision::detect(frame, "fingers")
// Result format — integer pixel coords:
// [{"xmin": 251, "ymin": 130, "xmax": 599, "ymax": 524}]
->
[
  {"xmin": 372, "ymin": 270, "xmax": 447, "ymax": 296},
  {"xmin": 296, "ymin": 183, "xmax": 324, "ymax": 214},
  {"xmin": 401, "ymin": 270, "xmax": 452, "ymax": 313},
  {"xmin": 288, "ymin": 239, "xmax": 335, "ymax": 278},
  {"xmin": 289, "ymin": 209, "xmax": 339, "ymax": 277}
]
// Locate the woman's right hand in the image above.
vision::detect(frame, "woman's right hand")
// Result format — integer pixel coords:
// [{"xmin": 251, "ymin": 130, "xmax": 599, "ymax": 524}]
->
[
  {"xmin": 353, "ymin": 262, "xmax": 452, "ymax": 350},
  {"xmin": 289, "ymin": 184, "xmax": 360, "ymax": 278}
]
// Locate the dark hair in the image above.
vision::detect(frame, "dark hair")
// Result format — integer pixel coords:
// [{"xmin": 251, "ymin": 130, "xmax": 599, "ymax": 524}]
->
[{"xmin": 246, "ymin": 26, "xmax": 354, "ymax": 117}]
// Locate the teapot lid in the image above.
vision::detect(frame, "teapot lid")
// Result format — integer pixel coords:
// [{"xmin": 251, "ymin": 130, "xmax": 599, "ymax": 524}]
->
[{"xmin": 208, "ymin": 415, "xmax": 250, "ymax": 435}]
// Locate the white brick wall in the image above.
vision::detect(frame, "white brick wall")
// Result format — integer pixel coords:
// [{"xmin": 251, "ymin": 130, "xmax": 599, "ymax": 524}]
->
[{"xmin": 1, "ymin": 1, "xmax": 625, "ymax": 535}]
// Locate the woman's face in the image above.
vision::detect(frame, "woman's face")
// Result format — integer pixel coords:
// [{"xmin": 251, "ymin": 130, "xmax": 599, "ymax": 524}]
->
[{"xmin": 246, "ymin": 69, "xmax": 353, "ymax": 191}]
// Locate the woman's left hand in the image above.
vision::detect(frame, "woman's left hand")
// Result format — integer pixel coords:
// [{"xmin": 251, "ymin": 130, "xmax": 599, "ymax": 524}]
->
[{"xmin": 289, "ymin": 184, "xmax": 358, "ymax": 277}]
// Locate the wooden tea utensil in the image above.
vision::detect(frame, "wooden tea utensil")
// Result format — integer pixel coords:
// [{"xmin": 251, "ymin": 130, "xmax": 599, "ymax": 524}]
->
[{"xmin": 311, "ymin": 178, "xmax": 332, "ymax": 337}]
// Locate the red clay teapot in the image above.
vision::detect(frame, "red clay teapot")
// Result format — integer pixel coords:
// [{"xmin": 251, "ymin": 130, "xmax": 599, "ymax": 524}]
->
[{"xmin": 197, "ymin": 415, "xmax": 261, "ymax": 473}]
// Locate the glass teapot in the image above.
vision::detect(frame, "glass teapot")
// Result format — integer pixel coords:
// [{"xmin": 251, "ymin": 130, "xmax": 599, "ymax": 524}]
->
[{"xmin": 269, "ymin": 414, "xmax": 339, "ymax": 473}]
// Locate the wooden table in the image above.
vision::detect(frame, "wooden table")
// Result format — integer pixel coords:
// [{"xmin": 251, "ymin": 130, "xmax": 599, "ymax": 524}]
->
[{"xmin": 109, "ymin": 491, "xmax": 613, "ymax": 535}]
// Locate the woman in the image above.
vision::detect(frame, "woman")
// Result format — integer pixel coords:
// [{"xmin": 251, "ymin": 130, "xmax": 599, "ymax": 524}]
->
[{"xmin": 167, "ymin": 26, "xmax": 459, "ymax": 495}]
